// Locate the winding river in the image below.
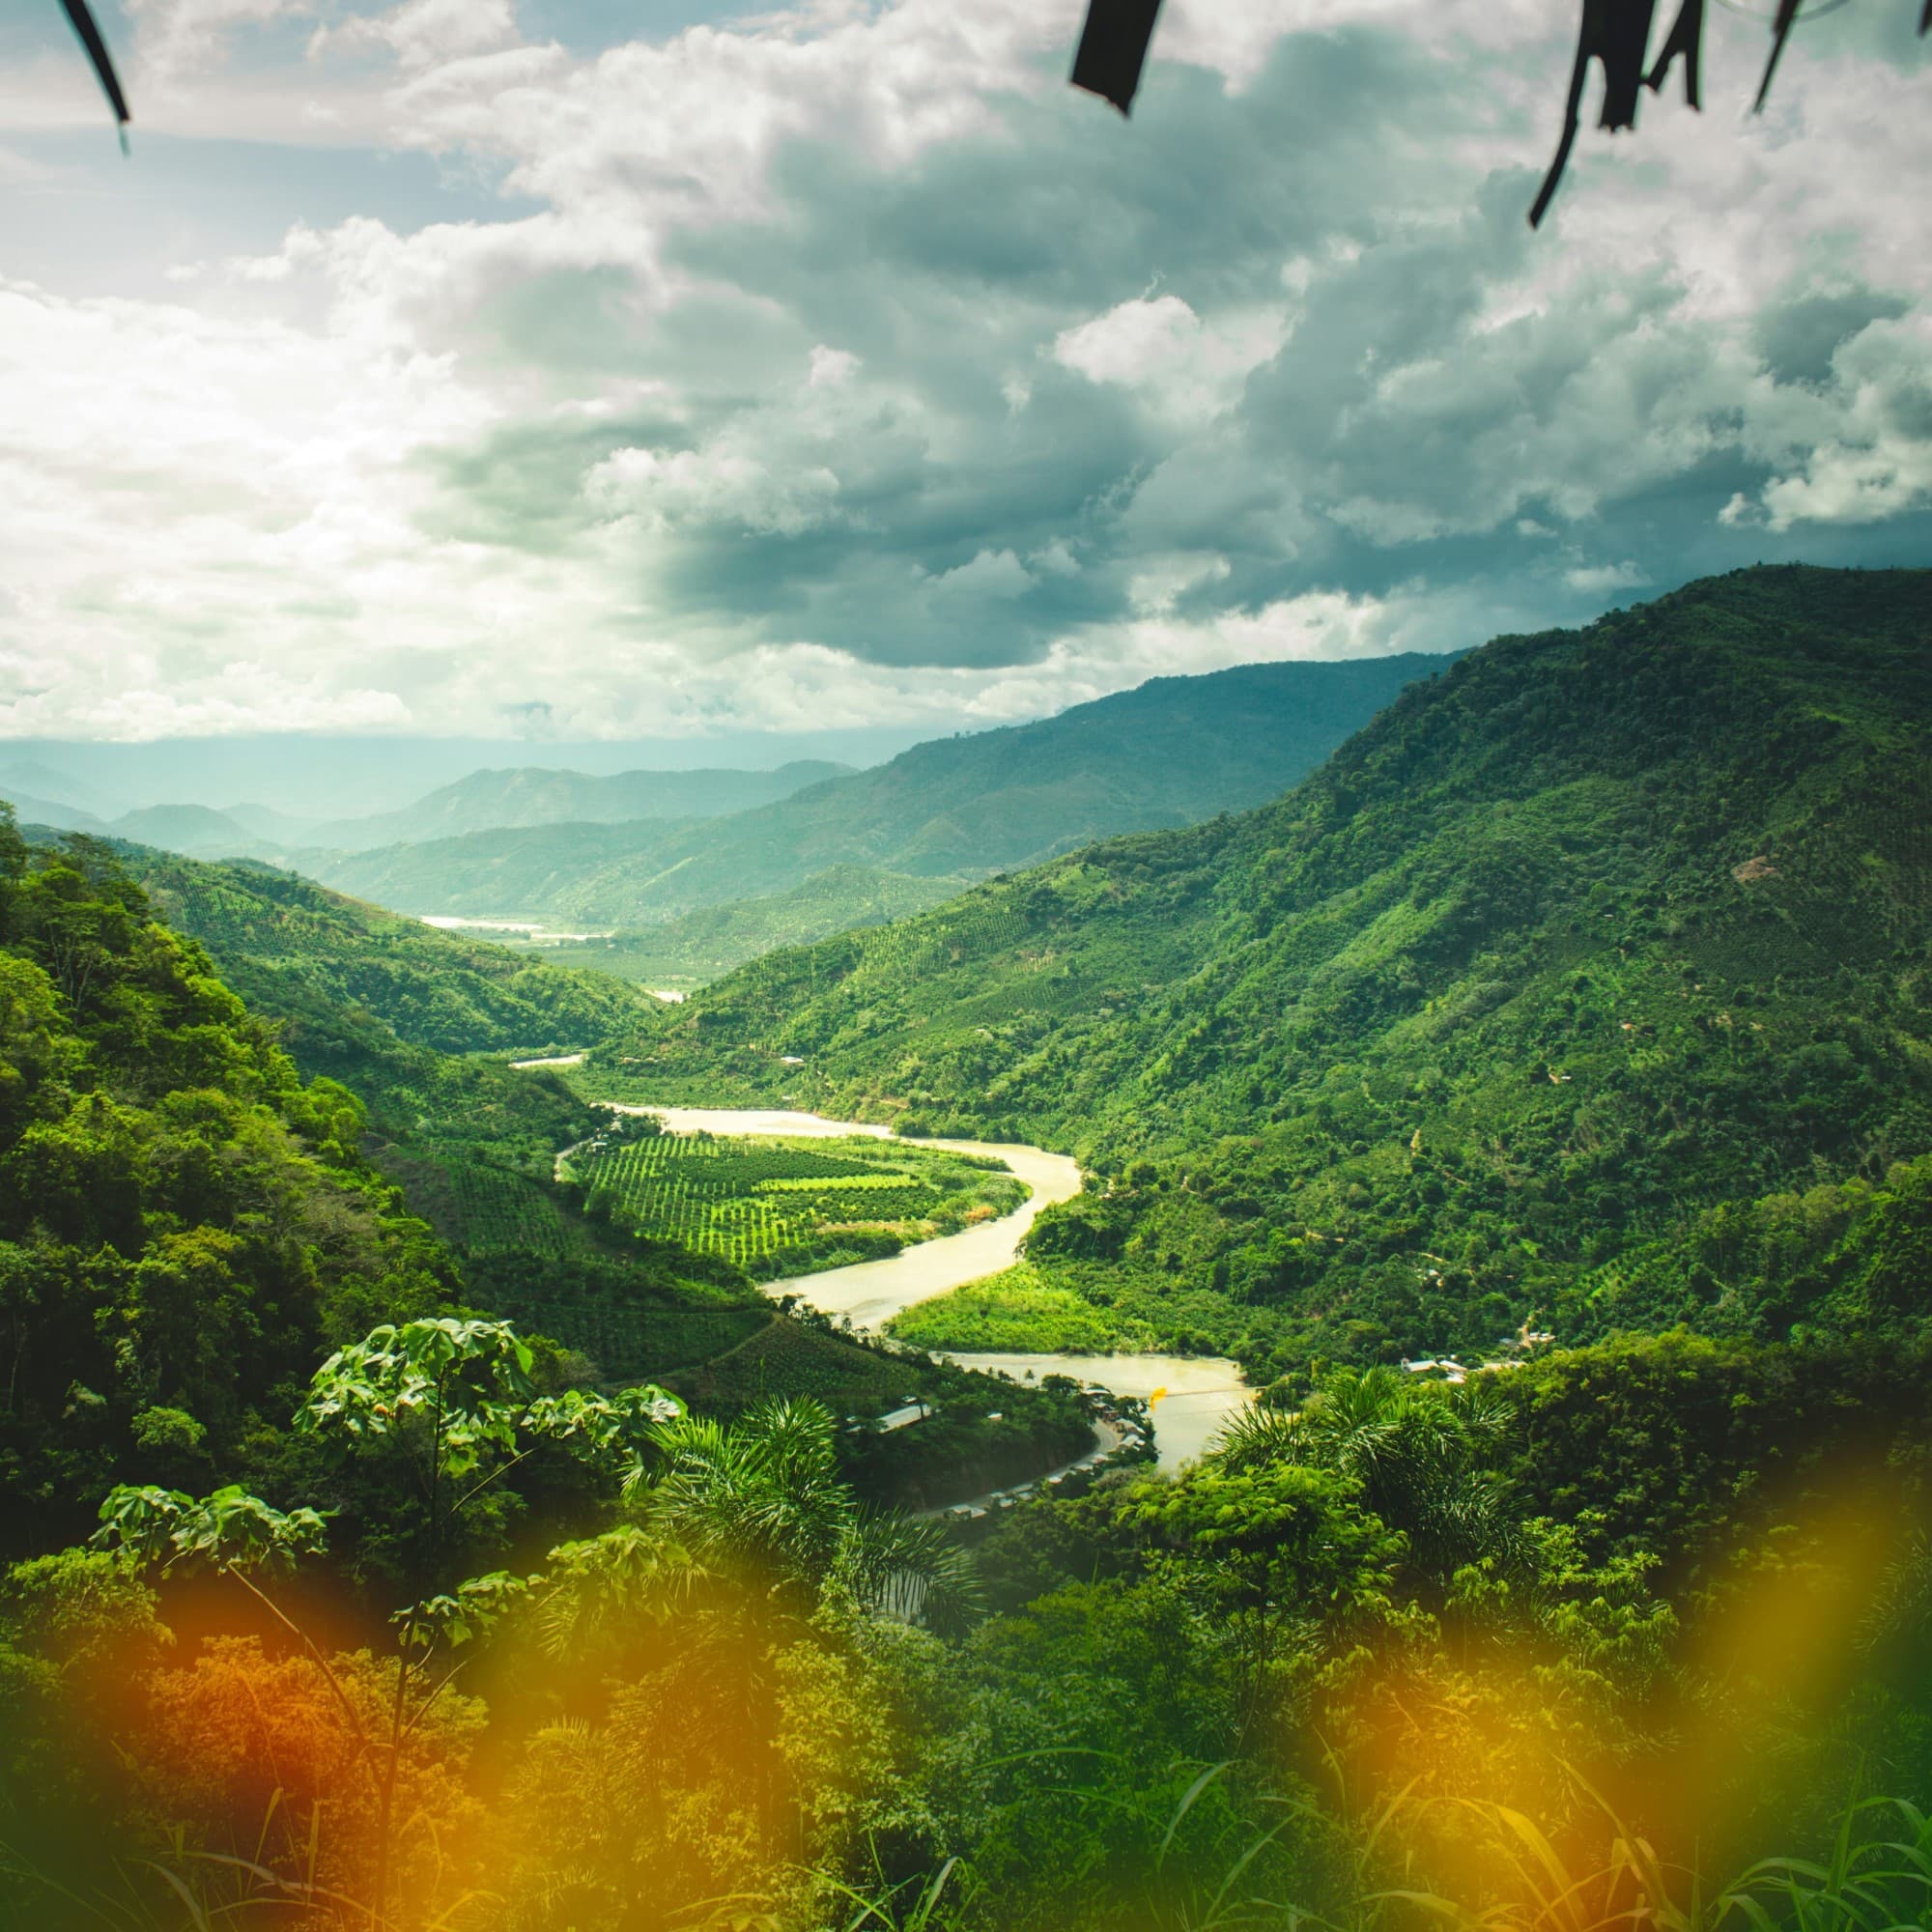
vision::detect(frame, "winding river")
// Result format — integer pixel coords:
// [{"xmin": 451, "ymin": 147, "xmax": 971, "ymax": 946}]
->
[{"xmin": 606, "ymin": 1102, "xmax": 1253, "ymax": 1471}]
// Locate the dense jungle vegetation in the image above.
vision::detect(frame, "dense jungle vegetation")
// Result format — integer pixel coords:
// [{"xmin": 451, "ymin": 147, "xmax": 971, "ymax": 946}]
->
[
  {"xmin": 600, "ymin": 566, "xmax": 1932, "ymax": 1378},
  {"xmin": 120, "ymin": 848, "xmax": 656, "ymax": 1060},
  {"xmin": 2, "ymin": 1315, "xmax": 1927, "ymax": 1930}
]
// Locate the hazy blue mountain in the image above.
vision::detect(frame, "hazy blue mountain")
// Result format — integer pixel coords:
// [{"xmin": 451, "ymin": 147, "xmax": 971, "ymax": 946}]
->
[
  {"xmin": 1, "ymin": 790, "xmax": 110, "ymax": 836},
  {"xmin": 32, "ymin": 761, "xmax": 855, "ymax": 867},
  {"xmin": 109, "ymin": 803, "xmax": 272, "ymax": 857},
  {"xmin": 314, "ymin": 655, "xmax": 1452, "ymax": 923},
  {"xmin": 220, "ymin": 800, "xmax": 329, "ymax": 841},
  {"xmin": 295, "ymin": 758, "xmax": 855, "ymax": 850},
  {"xmin": 0, "ymin": 757, "xmax": 121, "ymax": 819}
]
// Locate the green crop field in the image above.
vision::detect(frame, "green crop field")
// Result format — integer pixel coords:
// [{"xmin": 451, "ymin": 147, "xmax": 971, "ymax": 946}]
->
[
  {"xmin": 568, "ymin": 1130, "xmax": 1025, "ymax": 1275},
  {"xmin": 517, "ymin": 1301, "xmax": 773, "ymax": 1383}
]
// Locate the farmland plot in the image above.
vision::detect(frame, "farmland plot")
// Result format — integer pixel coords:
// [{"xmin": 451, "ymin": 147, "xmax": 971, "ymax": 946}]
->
[{"xmin": 570, "ymin": 1131, "xmax": 1026, "ymax": 1276}]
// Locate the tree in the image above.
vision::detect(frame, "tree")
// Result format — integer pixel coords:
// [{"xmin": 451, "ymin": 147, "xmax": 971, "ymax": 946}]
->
[{"xmin": 92, "ymin": 1316, "xmax": 684, "ymax": 1930}]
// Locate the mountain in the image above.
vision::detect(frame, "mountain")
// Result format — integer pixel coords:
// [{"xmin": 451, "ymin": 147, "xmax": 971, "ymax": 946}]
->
[
  {"xmin": 313, "ymin": 654, "xmax": 1452, "ymax": 923},
  {"xmin": 0, "ymin": 756, "xmax": 121, "ymax": 818},
  {"xmin": 69, "ymin": 761, "xmax": 855, "ymax": 865},
  {"xmin": 110, "ymin": 802, "xmax": 270, "ymax": 857},
  {"xmin": 0, "ymin": 790, "xmax": 109, "ymax": 836},
  {"xmin": 592, "ymin": 565, "xmax": 1932, "ymax": 1375},
  {"xmin": 293, "ymin": 758, "xmax": 854, "ymax": 850},
  {"xmin": 0, "ymin": 822, "xmax": 463, "ymax": 1550}
]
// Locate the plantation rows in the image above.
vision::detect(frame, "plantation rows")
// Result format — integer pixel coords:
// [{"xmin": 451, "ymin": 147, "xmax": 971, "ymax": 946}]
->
[
  {"xmin": 575, "ymin": 1133, "xmax": 1002, "ymax": 1269},
  {"xmin": 509, "ymin": 1299, "xmax": 770, "ymax": 1382},
  {"xmin": 446, "ymin": 1162, "xmax": 576, "ymax": 1258}
]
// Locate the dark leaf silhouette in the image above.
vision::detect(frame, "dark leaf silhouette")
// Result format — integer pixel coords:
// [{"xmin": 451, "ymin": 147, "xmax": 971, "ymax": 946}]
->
[
  {"xmin": 1070, "ymin": 0, "xmax": 1163, "ymax": 116},
  {"xmin": 1069, "ymin": 0, "xmax": 1929, "ymax": 228},
  {"xmin": 59, "ymin": 0, "xmax": 130, "ymax": 145}
]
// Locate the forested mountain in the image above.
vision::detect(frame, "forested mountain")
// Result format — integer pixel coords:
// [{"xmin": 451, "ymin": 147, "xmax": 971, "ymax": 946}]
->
[
  {"xmin": 551, "ymin": 865, "xmax": 969, "ymax": 985},
  {"xmin": 314, "ymin": 654, "xmax": 1449, "ymax": 923},
  {"xmin": 0, "ymin": 816, "xmax": 461, "ymax": 1551},
  {"xmin": 4, "ymin": 584, "xmax": 1931, "ymax": 1932},
  {"xmin": 596, "ymin": 566, "xmax": 1932, "ymax": 1373}
]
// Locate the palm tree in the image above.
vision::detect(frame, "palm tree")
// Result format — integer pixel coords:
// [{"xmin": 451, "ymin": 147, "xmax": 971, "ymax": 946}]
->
[
  {"xmin": 636, "ymin": 1397, "xmax": 984, "ymax": 1636},
  {"xmin": 1217, "ymin": 1366, "xmax": 1520, "ymax": 1587}
]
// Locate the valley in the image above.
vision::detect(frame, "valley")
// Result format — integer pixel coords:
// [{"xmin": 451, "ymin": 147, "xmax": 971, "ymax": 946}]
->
[
  {"xmin": 4, "ymin": 565, "xmax": 1930, "ymax": 1932},
  {"xmin": 582, "ymin": 1097, "xmax": 1250, "ymax": 1473}
]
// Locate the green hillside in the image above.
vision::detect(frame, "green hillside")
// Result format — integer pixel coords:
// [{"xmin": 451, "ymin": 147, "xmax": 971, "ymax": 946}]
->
[
  {"xmin": 536, "ymin": 864, "xmax": 967, "ymax": 985},
  {"xmin": 0, "ymin": 818, "xmax": 461, "ymax": 1552},
  {"xmin": 122, "ymin": 847, "xmax": 654, "ymax": 1058},
  {"xmin": 569, "ymin": 1127, "xmax": 1025, "ymax": 1276},
  {"xmin": 78, "ymin": 843, "xmax": 765, "ymax": 1374},
  {"xmin": 590, "ymin": 565, "xmax": 1932, "ymax": 1374},
  {"xmin": 313, "ymin": 654, "xmax": 1450, "ymax": 923}
]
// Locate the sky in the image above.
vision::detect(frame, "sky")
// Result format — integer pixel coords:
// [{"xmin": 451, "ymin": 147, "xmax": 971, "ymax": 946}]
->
[{"xmin": 0, "ymin": 0, "xmax": 1927, "ymax": 753}]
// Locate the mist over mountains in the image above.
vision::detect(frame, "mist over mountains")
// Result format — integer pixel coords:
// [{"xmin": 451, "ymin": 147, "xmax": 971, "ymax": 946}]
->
[{"xmin": 0, "ymin": 759, "xmax": 853, "ymax": 860}]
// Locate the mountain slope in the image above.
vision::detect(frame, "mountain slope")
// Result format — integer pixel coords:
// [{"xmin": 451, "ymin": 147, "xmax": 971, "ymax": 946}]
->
[
  {"xmin": 121, "ymin": 848, "xmax": 657, "ymax": 1059},
  {"xmin": 0, "ymin": 790, "xmax": 108, "ymax": 836},
  {"xmin": 557, "ymin": 866, "xmax": 970, "ymax": 984},
  {"xmin": 314, "ymin": 654, "xmax": 1451, "ymax": 922},
  {"xmin": 111, "ymin": 803, "xmax": 267, "ymax": 857},
  {"xmin": 591, "ymin": 565, "xmax": 1932, "ymax": 1370},
  {"xmin": 0, "ymin": 818, "xmax": 462, "ymax": 1551}
]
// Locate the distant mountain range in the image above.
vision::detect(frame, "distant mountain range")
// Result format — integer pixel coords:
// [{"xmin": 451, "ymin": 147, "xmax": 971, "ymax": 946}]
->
[
  {"xmin": 0, "ymin": 759, "xmax": 852, "ymax": 860},
  {"xmin": 312, "ymin": 656, "xmax": 1452, "ymax": 925}
]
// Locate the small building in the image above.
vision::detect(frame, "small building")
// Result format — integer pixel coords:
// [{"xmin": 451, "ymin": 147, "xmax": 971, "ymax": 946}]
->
[
  {"xmin": 1400, "ymin": 1356, "xmax": 1467, "ymax": 1383},
  {"xmin": 873, "ymin": 1401, "xmax": 932, "ymax": 1433}
]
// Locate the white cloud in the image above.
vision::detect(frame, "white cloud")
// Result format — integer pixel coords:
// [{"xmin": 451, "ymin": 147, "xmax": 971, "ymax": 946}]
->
[
  {"xmin": 313, "ymin": 0, "xmax": 521, "ymax": 72},
  {"xmin": 1564, "ymin": 560, "xmax": 1649, "ymax": 594},
  {"xmin": 1054, "ymin": 294, "xmax": 1288, "ymax": 422}
]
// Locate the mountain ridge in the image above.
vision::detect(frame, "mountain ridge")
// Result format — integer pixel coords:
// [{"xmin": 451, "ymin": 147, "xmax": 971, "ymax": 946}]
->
[
  {"xmin": 588, "ymin": 564, "xmax": 1932, "ymax": 1374},
  {"xmin": 314, "ymin": 653, "xmax": 1455, "ymax": 923}
]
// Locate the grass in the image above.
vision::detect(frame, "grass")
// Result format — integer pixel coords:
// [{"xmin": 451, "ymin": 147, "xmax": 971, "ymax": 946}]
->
[
  {"xmin": 885, "ymin": 1264, "xmax": 1152, "ymax": 1354},
  {"xmin": 664, "ymin": 1314, "xmax": 922, "ymax": 1416}
]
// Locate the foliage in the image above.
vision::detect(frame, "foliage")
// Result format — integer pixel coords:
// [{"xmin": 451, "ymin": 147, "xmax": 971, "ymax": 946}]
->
[
  {"xmin": 126, "ymin": 845, "xmax": 654, "ymax": 1060},
  {"xmin": 0, "ymin": 825, "xmax": 460, "ymax": 1555},
  {"xmin": 885, "ymin": 1263, "xmax": 1150, "ymax": 1354},
  {"xmin": 1074, "ymin": 0, "xmax": 1932, "ymax": 231},
  {"xmin": 538, "ymin": 865, "xmax": 970, "ymax": 989}
]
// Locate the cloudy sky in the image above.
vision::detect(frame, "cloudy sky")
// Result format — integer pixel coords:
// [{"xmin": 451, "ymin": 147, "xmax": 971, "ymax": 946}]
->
[{"xmin": 0, "ymin": 0, "xmax": 1927, "ymax": 747}]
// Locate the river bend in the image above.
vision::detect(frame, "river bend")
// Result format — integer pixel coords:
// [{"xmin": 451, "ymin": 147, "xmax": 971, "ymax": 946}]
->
[{"xmin": 606, "ymin": 1102, "xmax": 1251, "ymax": 1471}]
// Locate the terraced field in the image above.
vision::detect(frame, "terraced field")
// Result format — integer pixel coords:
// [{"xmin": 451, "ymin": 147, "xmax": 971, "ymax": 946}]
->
[{"xmin": 568, "ymin": 1131, "xmax": 1026, "ymax": 1276}]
